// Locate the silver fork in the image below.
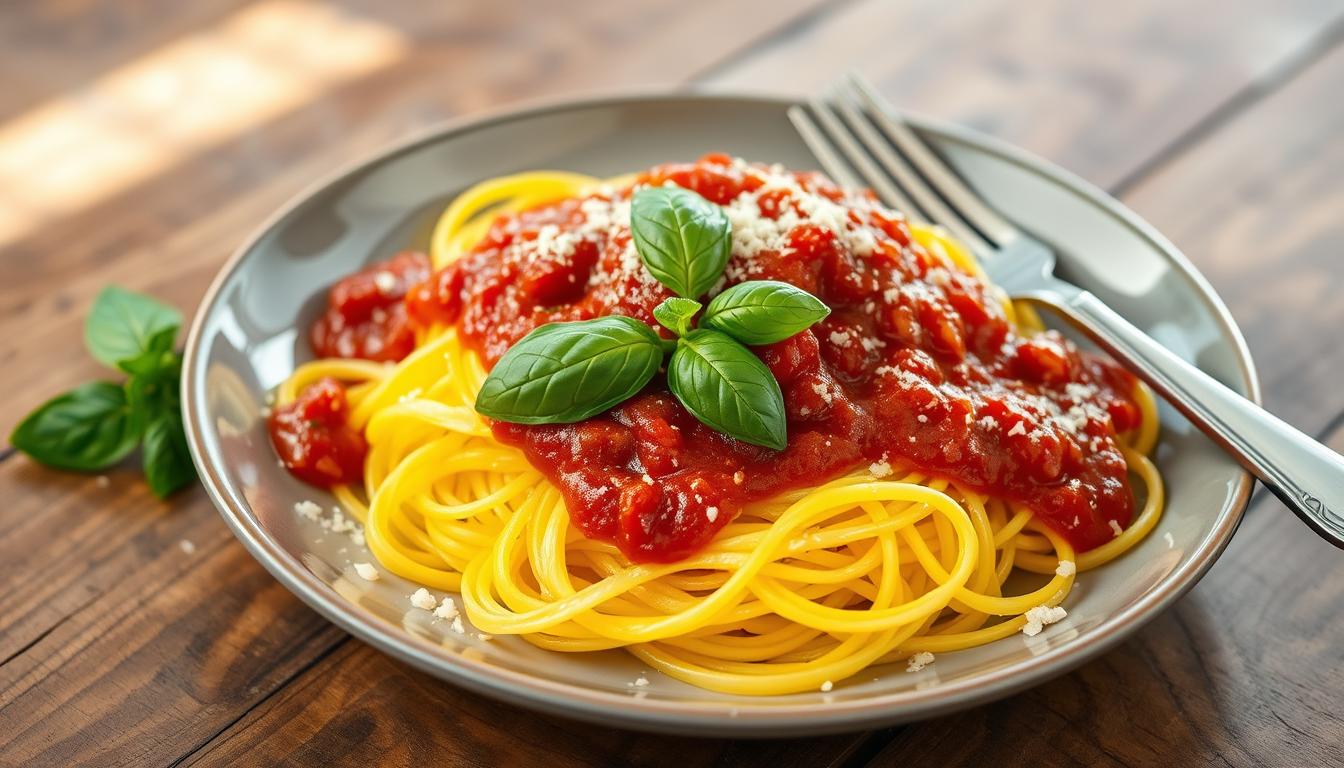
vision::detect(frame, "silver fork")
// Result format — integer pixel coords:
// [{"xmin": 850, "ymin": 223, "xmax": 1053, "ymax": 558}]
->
[{"xmin": 789, "ymin": 73, "xmax": 1344, "ymax": 549}]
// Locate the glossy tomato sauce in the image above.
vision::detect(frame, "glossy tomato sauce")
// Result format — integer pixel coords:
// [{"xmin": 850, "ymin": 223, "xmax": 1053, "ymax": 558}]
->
[
  {"xmin": 268, "ymin": 377, "xmax": 367, "ymax": 487},
  {"xmin": 301, "ymin": 154, "xmax": 1144, "ymax": 563},
  {"xmin": 311, "ymin": 250, "xmax": 430, "ymax": 362}
]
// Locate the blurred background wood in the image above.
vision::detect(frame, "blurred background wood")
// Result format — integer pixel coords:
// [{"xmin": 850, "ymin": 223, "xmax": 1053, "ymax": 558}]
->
[{"xmin": 2, "ymin": 1, "xmax": 1343, "ymax": 766}]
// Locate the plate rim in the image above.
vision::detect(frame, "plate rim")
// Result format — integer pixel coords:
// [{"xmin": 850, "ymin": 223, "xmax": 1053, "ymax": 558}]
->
[{"xmin": 181, "ymin": 88, "xmax": 1260, "ymax": 736}]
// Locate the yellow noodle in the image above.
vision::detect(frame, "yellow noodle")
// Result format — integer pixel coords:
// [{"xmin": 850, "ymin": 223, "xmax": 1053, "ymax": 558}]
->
[{"xmin": 277, "ymin": 169, "xmax": 1163, "ymax": 695}]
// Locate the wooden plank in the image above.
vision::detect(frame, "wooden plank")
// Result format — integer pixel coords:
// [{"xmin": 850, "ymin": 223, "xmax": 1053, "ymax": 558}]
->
[
  {"xmin": 863, "ymin": 36, "xmax": 1344, "ymax": 768},
  {"xmin": 0, "ymin": 0, "xmax": 253, "ymax": 120},
  {"xmin": 704, "ymin": 0, "xmax": 1344, "ymax": 192}
]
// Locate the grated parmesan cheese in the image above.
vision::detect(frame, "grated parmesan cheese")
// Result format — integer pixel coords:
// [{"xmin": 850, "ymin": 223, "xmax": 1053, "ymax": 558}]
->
[
  {"xmin": 373, "ymin": 271, "xmax": 396, "ymax": 294},
  {"xmin": 706, "ymin": 506, "xmax": 719, "ymax": 523},
  {"xmin": 868, "ymin": 461, "xmax": 892, "ymax": 478},
  {"xmin": 410, "ymin": 588, "xmax": 436, "ymax": 611},
  {"xmin": 1022, "ymin": 605, "xmax": 1068, "ymax": 636},
  {"xmin": 1055, "ymin": 560, "xmax": 1076, "ymax": 577},
  {"xmin": 905, "ymin": 651, "xmax": 935, "ymax": 672},
  {"xmin": 434, "ymin": 597, "xmax": 459, "ymax": 620},
  {"xmin": 1109, "ymin": 520, "xmax": 1124, "ymax": 537},
  {"xmin": 354, "ymin": 562, "xmax": 379, "ymax": 581},
  {"xmin": 820, "ymin": 680, "xmax": 834, "ymax": 692}
]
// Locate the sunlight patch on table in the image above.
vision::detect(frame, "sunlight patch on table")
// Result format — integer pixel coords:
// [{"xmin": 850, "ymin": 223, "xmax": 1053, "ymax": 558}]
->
[{"xmin": 0, "ymin": 0, "xmax": 407, "ymax": 247}]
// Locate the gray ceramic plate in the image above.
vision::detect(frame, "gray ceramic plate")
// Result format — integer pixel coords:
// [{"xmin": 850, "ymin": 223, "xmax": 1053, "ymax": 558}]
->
[{"xmin": 182, "ymin": 92, "xmax": 1257, "ymax": 736}]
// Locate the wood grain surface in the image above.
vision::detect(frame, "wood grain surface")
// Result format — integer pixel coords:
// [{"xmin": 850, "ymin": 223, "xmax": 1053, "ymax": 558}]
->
[{"xmin": 2, "ymin": 2, "xmax": 1343, "ymax": 766}]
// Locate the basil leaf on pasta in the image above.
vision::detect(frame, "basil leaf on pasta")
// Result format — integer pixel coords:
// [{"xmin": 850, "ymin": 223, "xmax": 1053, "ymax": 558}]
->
[
  {"xmin": 85, "ymin": 286, "xmax": 182, "ymax": 369},
  {"xmin": 475, "ymin": 316, "xmax": 664, "ymax": 424},
  {"xmin": 652, "ymin": 297, "xmax": 701, "ymax": 337},
  {"xmin": 667, "ymin": 329, "xmax": 787, "ymax": 450},
  {"xmin": 9, "ymin": 381, "xmax": 141, "ymax": 471},
  {"xmin": 701, "ymin": 280, "xmax": 830, "ymax": 345},
  {"xmin": 630, "ymin": 187, "xmax": 731, "ymax": 299}
]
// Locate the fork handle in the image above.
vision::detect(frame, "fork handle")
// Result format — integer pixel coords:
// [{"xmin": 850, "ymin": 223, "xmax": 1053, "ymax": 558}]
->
[{"xmin": 1033, "ymin": 289, "xmax": 1344, "ymax": 548}]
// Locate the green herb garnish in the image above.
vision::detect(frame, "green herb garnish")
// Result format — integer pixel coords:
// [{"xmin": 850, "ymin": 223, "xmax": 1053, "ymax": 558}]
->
[
  {"xmin": 10, "ymin": 287, "xmax": 195, "ymax": 497},
  {"xmin": 630, "ymin": 186, "xmax": 732, "ymax": 299},
  {"xmin": 475, "ymin": 186, "xmax": 830, "ymax": 449}
]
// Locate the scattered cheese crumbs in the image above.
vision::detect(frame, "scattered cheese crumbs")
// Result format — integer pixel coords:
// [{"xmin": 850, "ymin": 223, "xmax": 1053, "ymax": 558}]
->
[
  {"xmin": 733, "ymin": 471, "xmax": 745, "ymax": 485},
  {"xmin": 905, "ymin": 651, "xmax": 935, "ymax": 672},
  {"xmin": 820, "ymin": 680, "xmax": 834, "ymax": 692},
  {"xmin": 868, "ymin": 461, "xmax": 892, "ymax": 478},
  {"xmin": 179, "ymin": 539, "xmax": 196, "ymax": 555},
  {"xmin": 1055, "ymin": 560, "xmax": 1076, "ymax": 578},
  {"xmin": 1022, "ymin": 605, "xmax": 1068, "ymax": 637},
  {"xmin": 916, "ymin": 414, "xmax": 928, "ymax": 423},
  {"xmin": 811, "ymin": 381, "xmax": 835, "ymax": 405},
  {"xmin": 373, "ymin": 271, "xmax": 397, "ymax": 293},
  {"xmin": 828, "ymin": 330, "xmax": 852, "ymax": 348},
  {"xmin": 631, "ymin": 675, "xmax": 650, "ymax": 688},
  {"xmin": 294, "ymin": 500, "xmax": 322, "ymax": 520},
  {"xmin": 434, "ymin": 596, "xmax": 459, "ymax": 620},
  {"xmin": 95, "ymin": 475, "xmax": 111, "ymax": 488},
  {"xmin": 641, "ymin": 473, "xmax": 654, "ymax": 485},
  {"xmin": 1163, "ymin": 532, "xmax": 1175, "ymax": 549},
  {"xmin": 410, "ymin": 588, "xmax": 436, "ymax": 611},
  {"xmin": 451, "ymin": 616, "xmax": 465, "ymax": 634},
  {"xmin": 1007, "ymin": 421, "xmax": 1027, "ymax": 437},
  {"xmin": 706, "ymin": 506, "xmax": 719, "ymax": 523},
  {"xmin": 354, "ymin": 562, "xmax": 380, "ymax": 581},
  {"xmin": 1108, "ymin": 520, "xmax": 1124, "ymax": 537},
  {"xmin": 477, "ymin": 633, "xmax": 494, "ymax": 641}
]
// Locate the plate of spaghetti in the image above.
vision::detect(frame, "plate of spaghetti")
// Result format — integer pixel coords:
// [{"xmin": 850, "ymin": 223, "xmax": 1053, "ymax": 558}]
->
[{"xmin": 183, "ymin": 93, "xmax": 1257, "ymax": 735}]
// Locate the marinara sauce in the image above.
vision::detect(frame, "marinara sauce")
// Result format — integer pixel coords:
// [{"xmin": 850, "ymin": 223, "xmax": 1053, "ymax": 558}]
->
[
  {"xmin": 302, "ymin": 155, "xmax": 1144, "ymax": 563},
  {"xmin": 268, "ymin": 377, "xmax": 367, "ymax": 487}
]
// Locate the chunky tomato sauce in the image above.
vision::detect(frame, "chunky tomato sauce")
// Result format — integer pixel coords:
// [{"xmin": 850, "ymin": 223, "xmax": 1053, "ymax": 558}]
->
[
  {"xmin": 311, "ymin": 251, "xmax": 429, "ymax": 362},
  {"xmin": 268, "ymin": 377, "xmax": 367, "ymax": 487},
  {"xmin": 289, "ymin": 154, "xmax": 1143, "ymax": 563}
]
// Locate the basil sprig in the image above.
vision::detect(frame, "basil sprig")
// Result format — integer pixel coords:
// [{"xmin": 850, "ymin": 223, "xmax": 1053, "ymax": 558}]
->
[
  {"xmin": 475, "ymin": 186, "xmax": 829, "ymax": 449},
  {"xmin": 10, "ymin": 287, "xmax": 196, "ymax": 498}
]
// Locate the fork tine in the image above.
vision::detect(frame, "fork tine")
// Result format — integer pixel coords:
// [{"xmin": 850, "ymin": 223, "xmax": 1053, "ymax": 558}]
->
[
  {"xmin": 787, "ymin": 106, "xmax": 864, "ymax": 192},
  {"xmin": 802, "ymin": 98, "xmax": 921, "ymax": 217},
  {"xmin": 846, "ymin": 72, "xmax": 1020, "ymax": 247},
  {"xmin": 826, "ymin": 92, "xmax": 994, "ymax": 257}
]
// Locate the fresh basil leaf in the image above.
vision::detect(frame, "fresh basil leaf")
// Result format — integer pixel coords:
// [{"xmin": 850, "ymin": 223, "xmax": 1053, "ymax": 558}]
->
[
  {"xmin": 85, "ymin": 286, "xmax": 182, "ymax": 369},
  {"xmin": 475, "ymin": 316, "xmax": 664, "ymax": 424},
  {"xmin": 701, "ymin": 280, "xmax": 831, "ymax": 345},
  {"xmin": 667, "ymin": 329, "xmax": 786, "ymax": 450},
  {"xmin": 630, "ymin": 187, "xmax": 731, "ymax": 299},
  {"xmin": 126, "ymin": 352, "xmax": 182, "ymax": 418},
  {"xmin": 117, "ymin": 325, "xmax": 179, "ymax": 376},
  {"xmin": 142, "ymin": 410, "xmax": 195, "ymax": 498},
  {"xmin": 652, "ymin": 297, "xmax": 701, "ymax": 337},
  {"xmin": 9, "ymin": 381, "xmax": 141, "ymax": 471}
]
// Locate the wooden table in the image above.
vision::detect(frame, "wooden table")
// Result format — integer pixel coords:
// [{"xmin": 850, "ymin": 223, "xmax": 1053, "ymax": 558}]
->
[{"xmin": 3, "ymin": 2, "xmax": 1343, "ymax": 765}]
